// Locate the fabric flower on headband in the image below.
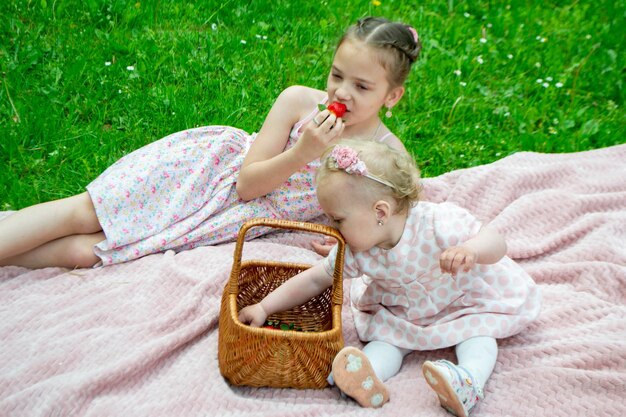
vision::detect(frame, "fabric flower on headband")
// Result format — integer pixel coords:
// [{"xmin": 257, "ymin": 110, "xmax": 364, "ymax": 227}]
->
[
  {"xmin": 331, "ymin": 146, "xmax": 368, "ymax": 175},
  {"xmin": 328, "ymin": 145, "xmax": 394, "ymax": 188}
]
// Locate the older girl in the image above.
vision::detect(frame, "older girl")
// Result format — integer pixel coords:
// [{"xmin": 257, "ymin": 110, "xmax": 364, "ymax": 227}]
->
[{"xmin": 0, "ymin": 17, "xmax": 421, "ymax": 268}]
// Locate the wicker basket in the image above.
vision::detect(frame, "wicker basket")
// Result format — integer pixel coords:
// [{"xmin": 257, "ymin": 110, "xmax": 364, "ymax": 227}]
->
[{"xmin": 218, "ymin": 218, "xmax": 345, "ymax": 389}]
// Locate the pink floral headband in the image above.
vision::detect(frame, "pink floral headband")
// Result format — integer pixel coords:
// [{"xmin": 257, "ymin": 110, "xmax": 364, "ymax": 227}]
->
[{"xmin": 328, "ymin": 145, "xmax": 394, "ymax": 188}]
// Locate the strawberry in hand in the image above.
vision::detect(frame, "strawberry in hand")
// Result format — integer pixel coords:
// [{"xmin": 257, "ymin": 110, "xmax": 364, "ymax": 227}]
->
[
  {"xmin": 327, "ymin": 101, "xmax": 347, "ymax": 117},
  {"xmin": 318, "ymin": 102, "xmax": 347, "ymax": 118}
]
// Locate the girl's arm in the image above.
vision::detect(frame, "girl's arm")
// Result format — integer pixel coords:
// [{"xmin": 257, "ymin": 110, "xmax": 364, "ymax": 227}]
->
[
  {"xmin": 236, "ymin": 86, "xmax": 344, "ymax": 201},
  {"xmin": 440, "ymin": 225, "xmax": 507, "ymax": 275},
  {"xmin": 238, "ymin": 262, "xmax": 334, "ymax": 327}
]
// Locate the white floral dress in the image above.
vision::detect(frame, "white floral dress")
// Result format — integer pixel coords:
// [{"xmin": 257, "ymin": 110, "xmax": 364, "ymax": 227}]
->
[{"xmin": 87, "ymin": 105, "xmax": 324, "ymax": 265}]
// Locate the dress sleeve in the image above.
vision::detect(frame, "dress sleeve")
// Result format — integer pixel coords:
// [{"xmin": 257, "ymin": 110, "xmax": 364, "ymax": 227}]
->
[
  {"xmin": 322, "ymin": 245, "xmax": 361, "ymax": 279},
  {"xmin": 433, "ymin": 202, "xmax": 484, "ymax": 249}
]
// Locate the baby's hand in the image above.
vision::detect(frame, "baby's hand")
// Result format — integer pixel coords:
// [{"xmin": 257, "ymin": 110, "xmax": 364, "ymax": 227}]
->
[
  {"xmin": 238, "ymin": 303, "xmax": 268, "ymax": 327},
  {"xmin": 311, "ymin": 236, "xmax": 337, "ymax": 257},
  {"xmin": 439, "ymin": 246, "xmax": 477, "ymax": 275}
]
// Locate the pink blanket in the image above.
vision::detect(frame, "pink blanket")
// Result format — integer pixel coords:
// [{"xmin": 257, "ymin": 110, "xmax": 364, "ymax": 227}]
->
[{"xmin": 1, "ymin": 145, "xmax": 625, "ymax": 417}]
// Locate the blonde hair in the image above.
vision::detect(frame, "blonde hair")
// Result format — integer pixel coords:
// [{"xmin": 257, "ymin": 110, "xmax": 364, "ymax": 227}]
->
[{"xmin": 317, "ymin": 139, "xmax": 421, "ymax": 213}]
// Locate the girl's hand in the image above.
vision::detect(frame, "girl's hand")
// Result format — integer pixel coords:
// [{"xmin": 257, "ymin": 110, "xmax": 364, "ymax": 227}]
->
[
  {"xmin": 440, "ymin": 246, "xmax": 477, "ymax": 275},
  {"xmin": 238, "ymin": 303, "xmax": 269, "ymax": 327},
  {"xmin": 295, "ymin": 110, "xmax": 345, "ymax": 162},
  {"xmin": 311, "ymin": 236, "xmax": 337, "ymax": 257}
]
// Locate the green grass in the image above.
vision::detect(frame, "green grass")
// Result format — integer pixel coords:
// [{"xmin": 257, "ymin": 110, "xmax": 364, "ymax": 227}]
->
[{"xmin": 1, "ymin": 0, "xmax": 624, "ymax": 209}]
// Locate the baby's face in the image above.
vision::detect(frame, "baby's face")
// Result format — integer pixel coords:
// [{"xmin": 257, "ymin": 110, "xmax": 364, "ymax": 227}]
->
[{"xmin": 317, "ymin": 174, "xmax": 380, "ymax": 253}]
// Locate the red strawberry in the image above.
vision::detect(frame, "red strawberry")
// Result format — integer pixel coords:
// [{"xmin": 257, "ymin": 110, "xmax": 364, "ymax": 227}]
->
[{"xmin": 327, "ymin": 101, "xmax": 347, "ymax": 117}]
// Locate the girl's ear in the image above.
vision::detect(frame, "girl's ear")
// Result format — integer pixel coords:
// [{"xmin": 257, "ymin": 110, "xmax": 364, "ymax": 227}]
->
[
  {"xmin": 374, "ymin": 200, "xmax": 392, "ymax": 223},
  {"xmin": 385, "ymin": 86, "xmax": 405, "ymax": 109}
]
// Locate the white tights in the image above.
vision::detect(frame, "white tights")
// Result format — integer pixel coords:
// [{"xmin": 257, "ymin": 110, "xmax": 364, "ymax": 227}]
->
[
  {"xmin": 454, "ymin": 336, "xmax": 498, "ymax": 388},
  {"xmin": 362, "ymin": 340, "xmax": 412, "ymax": 382},
  {"xmin": 355, "ymin": 336, "xmax": 498, "ymax": 389}
]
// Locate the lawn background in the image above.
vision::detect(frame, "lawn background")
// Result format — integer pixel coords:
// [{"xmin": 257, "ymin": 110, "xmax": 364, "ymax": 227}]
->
[{"xmin": 1, "ymin": 0, "xmax": 624, "ymax": 209}]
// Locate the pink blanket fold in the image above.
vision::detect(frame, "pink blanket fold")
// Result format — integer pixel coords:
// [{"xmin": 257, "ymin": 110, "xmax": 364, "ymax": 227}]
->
[{"xmin": 1, "ymin": 144, "xmax": 624, "ymax": 417}]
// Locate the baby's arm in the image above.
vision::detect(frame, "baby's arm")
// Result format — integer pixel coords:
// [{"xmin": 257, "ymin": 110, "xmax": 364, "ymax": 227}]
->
[
  {"xmin": 440, "ymin": 226, "xmax": 507, "ymax": 275},
  {"xmin": 238, "ymin": 262, "xmax": 334, "ymax": 327}
]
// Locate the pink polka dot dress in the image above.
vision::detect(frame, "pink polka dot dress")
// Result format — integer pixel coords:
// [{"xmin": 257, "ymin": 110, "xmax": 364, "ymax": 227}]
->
[
  {"xmin": 86, "ymin": 106, "xmax": 324, "ymax": 266},
  {"xmin": 324, "ymin": 202, "xmax": 541, "ymax": 350}
]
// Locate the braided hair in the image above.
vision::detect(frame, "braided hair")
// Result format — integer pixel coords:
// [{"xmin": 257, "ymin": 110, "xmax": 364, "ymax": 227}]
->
[{"xmin": 338, "ymin": 16, "xmax": 422, "ymax": 87}]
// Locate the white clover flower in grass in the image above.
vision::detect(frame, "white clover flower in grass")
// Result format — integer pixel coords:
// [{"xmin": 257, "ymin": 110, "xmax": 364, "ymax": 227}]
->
[
  {"xmin": 454, "ymin": 69, "xmax": 462, "ymax": 76},
  {"xmin": 240, "ymin": 40, "xmax": 247, "ymax": 44},
  {"xmin": 126, "ymin": 65, "xmax": 135, "ymax": 71},
  {"xmin": 535, "ymin": 62, "xmax": 542, "ymax": 68},
  {"xmin": 476, "ymin": 55, "xmax": 484, "ymax": 64},
  {"xmin": 546, "ymin": 76, "xmax": 553, "ymax": 82},
  {"xmin": 105, "ymin": 61, "xmax": 112, "ymax": 66},
  {"xmin": 460, "ymin": 81, "xmax": 467, "ymax": 87},
  {"xmin": 211, "ymin": 23, "xmax": 217, "ymax": 31},
  {"xmin": 536, "ymin": 78, "xmax": 543, "ymax": 83},
  {"xmin": 480, "ymin": 37, "xmax": 487, "ymax": 44},
  {"xmin": 464, "ymin": 12, "xmax": 471, "ymax": 18},
  {"xmin": 555, "ymin": 82, "xmax": 564, "ymax": 88},
  {"xmin": 542, "ymin": 82, "xmax": 549, "ymax": 88},
  {"xmin": 507, "ymin": 54, "xmax": 514, "ymax": 59}
]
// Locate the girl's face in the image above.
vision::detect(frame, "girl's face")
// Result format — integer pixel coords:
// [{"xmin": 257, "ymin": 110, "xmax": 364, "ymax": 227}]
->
[
  {"xmin": 317, "ymin": 174, "xmax": 381, "ymax": 253},
  {"xmin": 327, "ymin": 40, "xmax": 402, "ymax": 126}
]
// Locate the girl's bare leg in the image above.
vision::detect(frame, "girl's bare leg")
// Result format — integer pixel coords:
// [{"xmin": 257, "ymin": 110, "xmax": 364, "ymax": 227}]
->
[
  {"xmin": 0, "ymin": 232, "xmax": 105, "ymax": 268},
  {"xmin": 0, "ymin": 192, "xmax": 102, "ymax": 262}
]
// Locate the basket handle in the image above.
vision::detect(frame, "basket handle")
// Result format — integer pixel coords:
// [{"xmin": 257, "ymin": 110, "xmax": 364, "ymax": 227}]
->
[{"xmin": 229, "ymin": 218, "xmax": 345, "ymax": 305}]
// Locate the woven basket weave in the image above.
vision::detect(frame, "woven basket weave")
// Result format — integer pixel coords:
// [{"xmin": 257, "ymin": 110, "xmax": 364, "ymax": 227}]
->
[{"xmin": 218, "ymin": 218, "xmax": 345, "ymax": 389}]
